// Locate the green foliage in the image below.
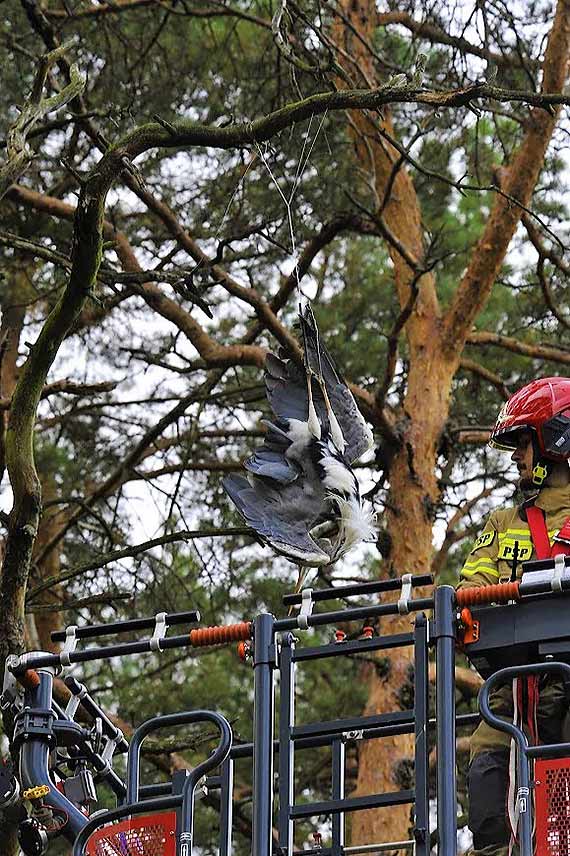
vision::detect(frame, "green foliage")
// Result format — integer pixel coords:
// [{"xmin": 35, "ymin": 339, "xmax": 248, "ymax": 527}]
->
[{"xmin": 1, "ymin": 1, "xmax": 568, "ymax": 852}]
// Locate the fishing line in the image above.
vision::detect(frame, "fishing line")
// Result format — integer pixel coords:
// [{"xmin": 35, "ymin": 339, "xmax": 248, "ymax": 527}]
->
[{"xmin": 255, "ymin": 110, "xmax": 329, "ymax": 376}]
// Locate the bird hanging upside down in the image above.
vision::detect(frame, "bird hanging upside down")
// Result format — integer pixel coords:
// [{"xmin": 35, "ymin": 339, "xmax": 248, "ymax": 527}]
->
[{"xmin": 223, "ymin": 303, "xmax": 376, "ymax": 566}]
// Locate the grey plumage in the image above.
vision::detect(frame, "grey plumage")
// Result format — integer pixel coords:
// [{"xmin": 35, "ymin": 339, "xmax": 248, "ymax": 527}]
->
[
  {"xmin": 223, "ymin": 303, "xmax": 375, "ymax": 566},
  {"xmin": 268, "ymin": 304, "xmax": 373, "ymax": 461}
]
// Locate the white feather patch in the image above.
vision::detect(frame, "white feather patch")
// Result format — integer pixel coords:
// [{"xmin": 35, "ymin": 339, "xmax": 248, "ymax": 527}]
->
[
  {"xmin": 321, "ymin": 454, "xmax": 355, "ymax": 495},
  {"xmin": 284, "ymin": 419, "xmax": 314, "ymax": 461},
  {"xmin": 332, "ymin": 495, "xmax": 377, "ymax": 557}
]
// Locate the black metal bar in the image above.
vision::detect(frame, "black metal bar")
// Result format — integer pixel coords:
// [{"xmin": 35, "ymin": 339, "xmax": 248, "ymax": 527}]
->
[
  {"xmin": 139, "ymin": 782, "xmax": 172, "ymax": 797},
  {"xmin": 290, "ymin": 789, "xmax": 415, "ymax": 819},
  {"xmin": 126, "ymin": 710, "xmax": 232, "ymax": 806},
  {"xmin": 219, "ymin": 756, "xmax": 234, "ymax": 856},
  {"xmin": 293, "ymin": 849, "xmax": 332, "ymax": 856},
  {"xmin": 413, "ymin": 613, "xmax": 430, "ymax": 856},
  {"xmin": 292, "ymin": 710, "xmax": 414, "ymax": 740},
  {"xmin": 275, "ymin": 598, "xmax": 434, "ymax": 633},
  {"xmin": 51, "ymin": 610, "xmax": 200, "ymax": 642},
  {"xmin": 179, "ymin": 714, "xmax": 232, "ymax": 856},
  {"xmin": 292, "ymin": 633, "xmax": 414, "ymax": 662},
  {"xmin": 251, "ymin": 613, "xmax": 276, "ymax": 856},
  {"xmin": 434, "ymin": 586, "xmax": 457, "ymax": 856},
  {"xmin": 342, "ymin": 843, "xmax": 415, "ymax": 854},
  {"xmin": 282, "ymin": 574, "xmax": 433, "ymax": 606},
  {"xmin": 520, "ymin": 556, "xmax": 570, "ymax": 573},
  {"xmin": 526, "ymin": 741, "xmax": 570, "ymax": 759},
  {"xmin": 228, "ymin": 711, "xmax": 479, "ymax": 761},
  {"xmin": 278, "ymin": 633, "xmax": 295, "ymax": 856},
  {"xmin": 331, "ymin": 738, "xmax": 345, "ymax": 856},
  {"xmin": 15, "ymin": 632, "xmax": 200, "ymax": 672},
  {"xmin": 65, "ymin": 677, "xmax": 129, "ymax": 753}
]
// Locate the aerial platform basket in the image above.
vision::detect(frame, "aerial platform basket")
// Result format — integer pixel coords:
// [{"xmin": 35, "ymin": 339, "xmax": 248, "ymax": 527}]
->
[{"xmin": 85, "ymin": 811, "xmax": 177, "ymax": 856}]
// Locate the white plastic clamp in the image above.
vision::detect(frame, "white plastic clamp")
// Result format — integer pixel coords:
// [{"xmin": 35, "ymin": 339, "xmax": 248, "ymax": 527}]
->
[
  {"xmin": 150, "ymin": 612, "xmax": 167, "ymax": 652},
  {"xmin": 101, "ymin": 727, "xmax": 124, "ymax": 765},
  {"xmin": 297, "ymin": 588, "xmax": 314, "ymax": 630},
  {"xmin": 343, "ymin": 729, "xmax": 364, "ymax": 742},
  {"xmin": 60, "ymin": 626, "xmax": 78, "ymax": 667},
  {"xmin": 552, "ymin": 554, "xmax": 565, "ymax": 593},
  {"xmin": 518, "ymin": 785, "xmax": 530, "ymax": 813},
  {"xmin": 397, "ymin": 574, "xmax": 413, "ymax": 614},
  {"xmin": 65, "ymin": 681, "xmax": 87, "ymax": 720}
]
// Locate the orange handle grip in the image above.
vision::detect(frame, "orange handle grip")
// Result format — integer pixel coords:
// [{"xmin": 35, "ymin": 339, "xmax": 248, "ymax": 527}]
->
[
  {"xmin": 190, "ymin": 621, "xmax": 252, "ymax": 647},
  {"xmin": 18, "ymin": 669, "xmax": 41, "ymax": 690},
  {"xmin": 456, "ymin": 582, "xmax": 520, "ymax": 607}
]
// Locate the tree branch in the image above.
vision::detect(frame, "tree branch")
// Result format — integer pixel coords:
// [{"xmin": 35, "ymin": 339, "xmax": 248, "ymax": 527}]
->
[
  {"xmin": 26, "ymin": 526, "xmax": 253, "ymax": 602},
  {"xmin": 0, "ymin": 44, "xmax": 84, "ymax": 200},
  {"xmin": 0, "ymin": 380, "xmax": 117, "ymax": 411},
  {"xmin": 467, "ymin": 330, "xmax": 570, "ymax": 365},
  {"xmin": 441, "ymin": 0, "xmax": 570, "ymax": 354},
  {"xmin": 459, "ymin": 358, "xmax": 511, "ymax": 399}
]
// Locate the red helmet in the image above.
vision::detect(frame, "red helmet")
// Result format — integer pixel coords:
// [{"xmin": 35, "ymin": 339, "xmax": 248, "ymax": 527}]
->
[{"xmin": 490, "ymin": 377, "xmax": 570, "ymax": 461}]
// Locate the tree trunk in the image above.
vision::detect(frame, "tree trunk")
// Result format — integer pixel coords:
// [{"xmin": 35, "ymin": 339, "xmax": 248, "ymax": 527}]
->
[
  {"xmin": 32, "ymin": 476, "xmax": 67, "ymax": 652},
  {"xmin": 0, "ymin": 270, "xmax": 34, "ymax": 856},
  {"xmin": 333, "ymin": 0, "xmax": 570, "ymax": 846}
]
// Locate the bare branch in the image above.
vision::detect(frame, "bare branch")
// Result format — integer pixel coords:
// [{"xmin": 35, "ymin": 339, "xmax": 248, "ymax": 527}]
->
[
  {"xmin": 467, "ymin": 331, "xmax": 570, "ymax": 365},
  {"xmin": 459, "ymin": 358, "xmax": 511, "ymax": 399},
  {"xmin": 0, "ymin": 44, "xmax": 84, "ymax": 200},
  {"xmin": 26, "ymin": 526, "xmax": 253, "ymax": 602},
  {"xmin": 0, "ymin": 380, "xmax": 117, "ymax": 411}
]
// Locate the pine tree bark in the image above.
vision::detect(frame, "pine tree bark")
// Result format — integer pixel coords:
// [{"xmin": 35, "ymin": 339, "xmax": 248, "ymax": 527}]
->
[{"xmin": 333, "ymin": 0, "xmax": 570, "ymax": 846}]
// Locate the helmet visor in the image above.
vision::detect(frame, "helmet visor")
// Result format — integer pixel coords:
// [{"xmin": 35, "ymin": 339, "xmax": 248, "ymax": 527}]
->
[{"xmin": 488, "ymin": 426, "xmax": 530, "ymax": 452}]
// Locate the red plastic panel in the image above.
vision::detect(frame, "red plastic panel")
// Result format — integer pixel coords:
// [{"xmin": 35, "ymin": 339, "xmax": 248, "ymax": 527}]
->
[
  {"xmin": 535, "ymin": 758, "xmax": 570, "ymax": 856},
  {"xmin": 85, "ymin": 811, "xmax": 176, "ymax": 856}
]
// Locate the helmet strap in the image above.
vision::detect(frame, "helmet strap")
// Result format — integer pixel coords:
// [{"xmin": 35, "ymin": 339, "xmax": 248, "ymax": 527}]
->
[
  {"xmin": 531, "ymin": 434, "xmax": 550, "ymax": 487},
  {"xmin": 532, "ymin": 460, "xmax": 550, "ymax": 487}
]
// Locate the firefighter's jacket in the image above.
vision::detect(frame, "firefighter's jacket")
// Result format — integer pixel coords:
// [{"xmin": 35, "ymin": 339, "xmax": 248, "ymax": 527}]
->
[{"xmin": 458, "ymin": 483, "xmax": 570, "ymax": 759}]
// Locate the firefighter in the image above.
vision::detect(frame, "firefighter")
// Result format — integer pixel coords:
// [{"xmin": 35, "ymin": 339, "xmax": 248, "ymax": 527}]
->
[{"xmin": 458, "ymin": 377, "xmax": 570, "ymax": 856}]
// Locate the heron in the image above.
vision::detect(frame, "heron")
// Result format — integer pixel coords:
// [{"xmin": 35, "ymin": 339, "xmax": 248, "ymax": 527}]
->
[{"xmin": 223, "ymin": 303, "xmax": 375, "ymax": 567}]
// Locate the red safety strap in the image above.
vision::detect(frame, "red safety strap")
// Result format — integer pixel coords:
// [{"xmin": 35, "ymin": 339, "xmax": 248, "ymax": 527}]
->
[
  {"xmin": 525, "ymin": 505, "xmax": 552, "ymax": 559},
  {"xmin": 526, "ymin": 505, "xmax": 570, "ymax": 558},
  {"xmin": 552, "ymin": 516, "xmax": 570, "ymax": 556}
]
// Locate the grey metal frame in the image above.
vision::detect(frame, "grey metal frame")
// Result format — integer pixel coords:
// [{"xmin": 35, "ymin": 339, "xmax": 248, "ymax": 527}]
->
[
  {"xmin": 242, "ymin": 583, "xmax": 461, "ymax": 856},
  {"xmin": 8, "ymin": 576, "xmax": 473, "ymax": 856}
]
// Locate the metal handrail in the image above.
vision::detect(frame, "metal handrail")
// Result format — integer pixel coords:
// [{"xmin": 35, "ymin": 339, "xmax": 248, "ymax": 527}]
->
[
  {"xmin": 478, "ymin": 660, "xmax": 570, "ymax": 856},
  {"xmin": 73, "ymin": 709, "xmax": 232, "ymax": 856}
]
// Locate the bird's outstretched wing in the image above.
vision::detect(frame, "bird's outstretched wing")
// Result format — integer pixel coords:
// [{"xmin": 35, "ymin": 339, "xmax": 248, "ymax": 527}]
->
[
  {"xmin": 223, "ymin": 473, "xmax": 331, "ymax": 565},
  {"xmin": 264, "ymin": 304, "xmax": 372, "ymax": 462},
  {"xmin": 298, "ymin": 303, "xmax": 373, "ymax": 461}
]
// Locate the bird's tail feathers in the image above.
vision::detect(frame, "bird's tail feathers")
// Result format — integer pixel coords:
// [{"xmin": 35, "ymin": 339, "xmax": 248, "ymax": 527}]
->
[{"xmin": 330, "ymin": 494, "xmax": 376, "ymax": 559}]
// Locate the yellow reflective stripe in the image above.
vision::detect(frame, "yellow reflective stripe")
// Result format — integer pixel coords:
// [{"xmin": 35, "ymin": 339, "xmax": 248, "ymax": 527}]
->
[
  {"xmin": 499, "ymin": 532, "xmax": 532, "ymax": 543},
  {"xmin": 462, "ymin": 566, "xmax": 501, "ymax": 580},
  {"xmin": 497, "ymin": 527, "xmax": 558, "ymax": 537},
  {"xmin": 461, "ymin": 559, "xmax": 500, "ymax": 579}
]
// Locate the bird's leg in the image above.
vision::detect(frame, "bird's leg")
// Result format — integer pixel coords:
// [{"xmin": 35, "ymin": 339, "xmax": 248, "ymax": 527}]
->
[
  {"xmin": 288, "ymin": 564, "xmax": 309, "ymax": 616},
  {"xmin": 317, "ymin": 379, "xmax": 346, "ymax": 454},
  {"xmin": 305, "ymin": 369, "xmax": 322, "ymax": 439}
]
